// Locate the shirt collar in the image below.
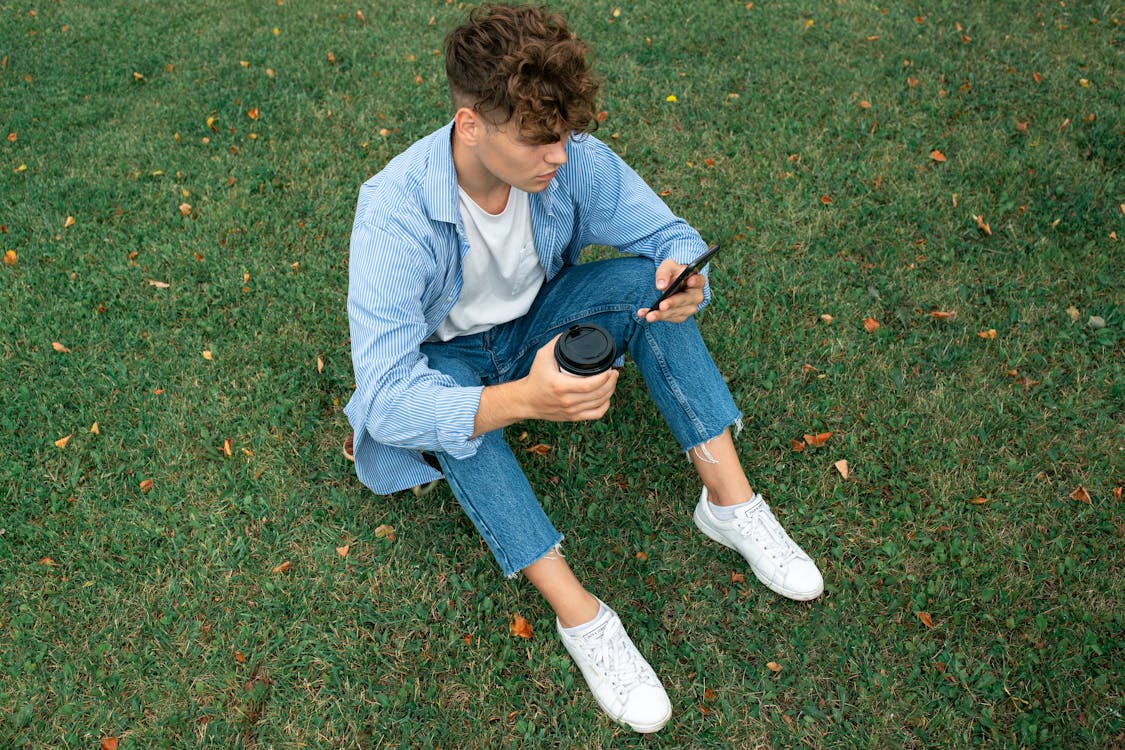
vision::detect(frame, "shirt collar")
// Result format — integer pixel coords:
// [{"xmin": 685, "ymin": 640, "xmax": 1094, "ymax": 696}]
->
[{"xmin": 421, "ymin": 120, "xmax": 461, "ymax": 225}]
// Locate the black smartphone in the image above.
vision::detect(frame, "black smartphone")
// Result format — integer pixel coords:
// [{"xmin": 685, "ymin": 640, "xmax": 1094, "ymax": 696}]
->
[{"xmin": 648, "ymin": 243, "xmax": 720, "ymax": 313}]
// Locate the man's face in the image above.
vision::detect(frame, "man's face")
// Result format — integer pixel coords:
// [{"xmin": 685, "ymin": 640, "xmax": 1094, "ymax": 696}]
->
[{"xmin": 474, "ymin": 120, "xmax": 569, "ymax": 193}]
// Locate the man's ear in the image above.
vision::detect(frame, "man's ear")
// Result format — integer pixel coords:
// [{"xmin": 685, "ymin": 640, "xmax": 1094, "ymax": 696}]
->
[{"xmin": 453, "ymin": 107, "xmax": 482, "ymax": 147}]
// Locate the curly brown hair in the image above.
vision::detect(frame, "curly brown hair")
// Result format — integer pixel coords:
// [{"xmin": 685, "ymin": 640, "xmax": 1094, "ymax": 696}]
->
[{"xmin": 444, "ymin": 4, "xmax": 600, "ymax": 144}]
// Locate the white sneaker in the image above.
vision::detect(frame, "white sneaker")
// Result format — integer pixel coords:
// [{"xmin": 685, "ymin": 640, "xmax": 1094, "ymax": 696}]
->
[
  {"xmin": 693, "ymin": 487, "xmax": 824, "ymax": 601},
  {"xmin": 557, "ymin": 605, "xmax": 672, "ymax": 733}
]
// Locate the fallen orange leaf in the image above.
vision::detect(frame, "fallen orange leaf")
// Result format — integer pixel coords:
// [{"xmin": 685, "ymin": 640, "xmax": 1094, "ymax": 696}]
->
[
  {"xmin": 973, "ymin": 215, "xmax": 992, "ymax": 236},
  {"xmin": 271, "ymin": 560, "xmax": 291, "ymax": 574},
  {"xmin": 90, "ymin": 422, "xmax": 99, "ymax": 434},
  {"xmin": 703, "ymin": 687, "xmax": 717, "ymax": 702},
  {"xmin": 64, "ymin": 215, "xmax": 75, "ymax": 228},
  {"xmin": 326, "ymin": 51, "xmax": 337, "ymax": 65},
  {"xmin": 862, "ymin": 317, "xmax": 880, "ymax": 333},
  {"xmin": 234, "ymin": 650, "xmax": 246, "ymax": 663},
  {"xmin": 790, "ymin": 438, "xmax": 806, "ymax": 452},
  {"xmin": 510, "ymin": 613, "xmax": 533, "ymax": 639},
  {"xmin": 1069, "ymin": 485, "xmax": 1092, "ymax": 504},
  {"xmin": 247, "ymin": 107, "xmax": 259, "ymax": 120},
  {"xmin": 917, "ymin": 611, "xmax": 934, "ymax": 628},
  {"xmin": 635, "ymin": 550, "xmax": 648, "ymax": 561},
  {"xmin": 803, "ymin": 431, "xmax": 832, "ymax": 447},
  {"xmin": 820, "ymin": 195, "xmax": 832, "ymax": 205},
  {"xmin": 526, "ymin": 443, "xmax": 552, "ymax": 455},
  {"xmin": 1113, "ymin": 487, "xmax": 1122, "ymax": 502},
  {"xmin": 356, "ymin": 9, "xmax": 366, "ymax": 22},
  {"xmin": 336, "ymin": 544, "xmax": 350, "ymax": 558},
  {"xmin": 928, "ymin": 310, "xmax": 956, "ymax": 320},
  {"xmin": 731, "ymin": 571, "xmax": 746, "ymax": 583},
  {"xmin": 54, "ymin": 434, "xmax": 72, "ymax": 449},
  {"xmin": 179, "ymin": 202, "xmax": 192, "ymax": 217},
  {"xmin": 100, "ymin": 738, "xmax": 119, "ymax": 750},
  {"xmin": 596, "ymin": 110, "xmax": 608, "ymax": 122},
  {"xmin": 3, "ymin": 250, "xmax": 15, "ymax": 266},
  {"xmin": 221, "ymin": 438, "xmax": 233, "ymax": 458},
  {"xmin": 140, "ymin": 478, "xmax": 154, "ymax": 493},
  {"xmin": 977, "ymin": 329, "xmax": 997, "ymax": 339},
  {"xmin": 929, "ymin": 150, "xmax": 947, "ymax": 162},
  {"xmin": 52, "ymin": 341, "xmax": 70, "ymax": 353},
  {"xmin": 969, "ymin": 497, "xmax": 991, "ymax": 505},
  {"xmin": 766, "ymin": 661, "xmax": 782, "ymax": 673}
]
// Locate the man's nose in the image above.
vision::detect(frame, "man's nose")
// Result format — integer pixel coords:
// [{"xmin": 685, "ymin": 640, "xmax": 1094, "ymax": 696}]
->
[{"xmin": 546, "ymin": 139, "xmax": 568, "ymax": 166}]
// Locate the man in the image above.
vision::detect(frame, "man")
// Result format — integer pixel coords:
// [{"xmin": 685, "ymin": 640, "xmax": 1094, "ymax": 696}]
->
[{"xmin": 345, "ymin": 3, "xmax": 822, "ymax": 733}]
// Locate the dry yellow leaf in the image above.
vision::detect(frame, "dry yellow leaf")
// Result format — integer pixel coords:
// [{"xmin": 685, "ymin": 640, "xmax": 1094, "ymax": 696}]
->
[
  {"xmin": 148, "ymin": 279, "xmax": 170, "ymax": 289},
  {"xmin": 819, "ymin": 314, "xmax": 833, "ymax": 324},
  {"xmin": 221, "ymin": 438, "xmax": 233, "ymax": 458},
  {"xmin": 766, "ymin": 661, "xmax": 782, "ymax": 673},
  {"xmin": 202, "ymin": 350, "xmax": 213, "ymax": 360},
  {"xmin": 64, "ymin": 216, "xmax": 75, "ymax": 228},
  {"xmin": 52, "ymin": 341, "xmax": 70, "ymax": 353},
  {"xmin": 90, "ymin": 422, "xmax": 99, "ymax": 434},
  {"xmin": 54, "ymin": 434, "xmax": 72, "ymax": 449},
  {"xmin": 510, "ymin": 613, "xmax": 533, "ymax": 639},
  {"xmin": 834, "ymin": 459, "xmax": 850, "ymax": 479},
  {"xmin": 317, "ymin": 356, "xmax": 324, "ymax": 373},
  {"xmin": 977, "ymin": 329, "xmax": 997, "ymax": 339},
  {"xmin": 179, "ymin": 202, "xmax": 192, "ymax": 217},
  {"xmin": 374, "ymin": 524, "xmax": 396, "ymax": 540},
  {"xmin": 969, "ymin": 496, "xmax": 991, "ymax": 505}
]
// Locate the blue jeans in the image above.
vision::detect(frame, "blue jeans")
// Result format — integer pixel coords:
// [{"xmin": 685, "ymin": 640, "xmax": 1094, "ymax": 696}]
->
[{"xmin": 420, "ymin": 257, "xmax": 741, "ymax": 577}]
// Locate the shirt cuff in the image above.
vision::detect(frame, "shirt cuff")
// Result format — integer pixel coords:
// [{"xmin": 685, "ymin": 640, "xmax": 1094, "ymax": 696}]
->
[{"xmin": 433, "ymin": 384, "xmax": 485, "ymax": 458}]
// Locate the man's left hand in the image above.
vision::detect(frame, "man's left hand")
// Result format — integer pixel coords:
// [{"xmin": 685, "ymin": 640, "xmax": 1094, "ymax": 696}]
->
[{"xmin": 638, "ymin": 258, "xmax": 706, "ymax": 323}]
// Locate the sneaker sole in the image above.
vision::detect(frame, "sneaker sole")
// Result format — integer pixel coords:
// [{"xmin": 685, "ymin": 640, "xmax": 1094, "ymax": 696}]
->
[
  {"xmin": 589, "ymin": 695, "xmax": 670, "ymax": 734},
  {"xmin": 692, "ymin": 504, "xmax": 824, "ymax": 601}
]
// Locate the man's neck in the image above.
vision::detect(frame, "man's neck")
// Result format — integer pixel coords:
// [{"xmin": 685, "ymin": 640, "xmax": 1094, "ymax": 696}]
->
[{"xmin": 451, "ymin": 128, "xmax": 511, "ymax": 215}]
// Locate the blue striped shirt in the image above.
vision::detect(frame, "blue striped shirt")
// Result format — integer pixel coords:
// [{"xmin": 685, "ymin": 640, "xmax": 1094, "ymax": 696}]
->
[{"xmin": 346, "ymin": 121, "xmax": 708, "ymax": 494}]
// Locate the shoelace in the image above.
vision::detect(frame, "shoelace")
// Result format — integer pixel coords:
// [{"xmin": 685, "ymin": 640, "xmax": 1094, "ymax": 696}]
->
[
  {"xmin": 734, "ymin": 495, "xmax": 802, "ymax": 565},
  {"xmin": 579, "ymin": 619, "xmax": 651, "ymax": 688}
]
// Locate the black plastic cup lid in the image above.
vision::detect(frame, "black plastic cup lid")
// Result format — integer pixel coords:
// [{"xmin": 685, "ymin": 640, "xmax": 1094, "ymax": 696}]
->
[{"xmin": 555, "ymin": 324, "xmax": 616, "ymax": 375}]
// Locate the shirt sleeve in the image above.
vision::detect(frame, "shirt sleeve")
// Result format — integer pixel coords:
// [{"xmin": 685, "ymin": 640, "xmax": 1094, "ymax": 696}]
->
[
  {"xmin": 347, "ymin": 211, "xmax": 484, "ymax": 459},
  {"xmin": 568, "ymin": 137, "xmax": 713, "ymax": 307}
]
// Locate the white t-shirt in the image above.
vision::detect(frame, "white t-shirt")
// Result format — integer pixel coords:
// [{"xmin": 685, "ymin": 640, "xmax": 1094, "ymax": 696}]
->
[{"xmin": 433, "ymin": 186, "xmax": 545, "ymax": 341}]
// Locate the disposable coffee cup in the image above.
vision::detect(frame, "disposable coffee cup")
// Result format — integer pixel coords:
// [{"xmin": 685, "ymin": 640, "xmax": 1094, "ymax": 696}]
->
[{"xmin": 554, "ymin": 324, "xmax": 617, "ymax": 377}]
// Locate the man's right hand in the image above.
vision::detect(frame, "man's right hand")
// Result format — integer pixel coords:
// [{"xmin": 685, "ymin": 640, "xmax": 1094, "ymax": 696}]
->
[
  {"xmin": 520, "ymin": 334, "xmax": 618, "ymax": 422},
  {"xmin": 472, "ymin": 335, "xmax": 618, "ymax": 437}
]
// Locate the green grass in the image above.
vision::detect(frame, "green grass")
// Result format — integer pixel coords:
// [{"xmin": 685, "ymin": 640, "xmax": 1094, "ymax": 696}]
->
[{"xmin": 2, "ymin": 1, "xmax": 1122, "ymax": 747}]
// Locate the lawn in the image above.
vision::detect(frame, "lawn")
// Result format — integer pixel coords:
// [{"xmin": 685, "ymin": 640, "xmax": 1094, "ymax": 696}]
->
[{"xmin": 1, "ymin": 1, "xmax": 1122, "ymax": 748}]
